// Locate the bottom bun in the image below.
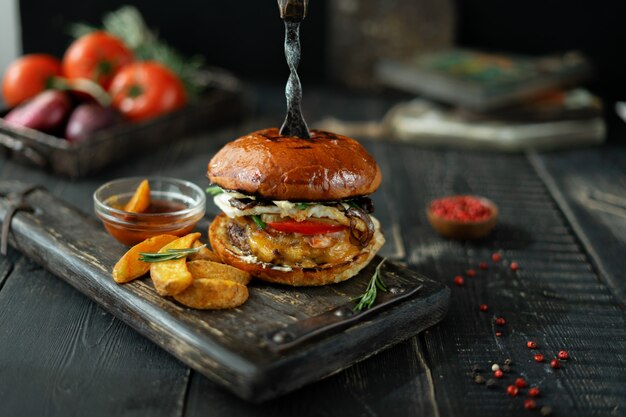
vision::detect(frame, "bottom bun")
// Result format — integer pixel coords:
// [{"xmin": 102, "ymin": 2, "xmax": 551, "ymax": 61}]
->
[{"xmin": 209, "ymin": 213, "xmax": 385, "ymax": 286}]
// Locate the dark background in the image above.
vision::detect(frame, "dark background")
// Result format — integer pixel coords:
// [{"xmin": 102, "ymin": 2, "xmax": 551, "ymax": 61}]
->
[
  {"xmin": 454, "ymin": 1, "xmax": 626, "ymax": 103},
  {"xmin": 20, "ymin": 0, "xmax": 626, "ymax": 102}
]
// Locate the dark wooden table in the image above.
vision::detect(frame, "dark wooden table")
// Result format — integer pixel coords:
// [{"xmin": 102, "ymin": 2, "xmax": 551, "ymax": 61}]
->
[{"xmin": 0, "ymin": 84, "xmax": 624, "ymax": 417}]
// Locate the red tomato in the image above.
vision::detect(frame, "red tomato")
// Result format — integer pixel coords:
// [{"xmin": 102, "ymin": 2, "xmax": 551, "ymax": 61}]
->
[
  {"xmin": 109, "ymin": 61, "xmax": 186, "ymax": 122},
  {"xmin": 63, "ymin": 31, "xmax": 133, "ymax": 89},
  {"xmin": 2, "ymin": 54, "xmax": 62, "ymax": 107},
  {"xmin": 268, "ymin": 220, "xmax": 347, "ymax": 235}
]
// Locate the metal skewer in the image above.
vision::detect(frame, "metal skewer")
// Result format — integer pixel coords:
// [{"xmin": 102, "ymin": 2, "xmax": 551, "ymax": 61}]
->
[{"xmin": 277, "ymin": 0, "xmax": 310, "ymax": 139}]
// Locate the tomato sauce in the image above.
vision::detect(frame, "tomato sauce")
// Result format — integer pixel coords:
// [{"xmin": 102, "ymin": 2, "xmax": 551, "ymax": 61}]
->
[{"xmin": 104, "ymin": 198, "xmax": 196, "ymax": 246}]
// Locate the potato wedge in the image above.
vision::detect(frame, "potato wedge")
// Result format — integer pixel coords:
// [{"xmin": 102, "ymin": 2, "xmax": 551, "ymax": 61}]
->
[
  {"xmin": 174, "ymin": 278, "xmax": 249, "ymax": 309},
  {"xmin": 150, "ymin": 232, "xmax": 201, "ymax": 296},
  {"xmin": 188, "ymin": 240, "xmax": 222, "ymax": 262},
  {"xmin": 187, "ymin": 260, "xmax": 252, "ymax": 285},
  {"xmin": 124, "ymin": 179, "xmax": 151, "ymax": 213},
  {"xmin": 112, "ymin": 234, "xmax": 179, "ymax": 283}
]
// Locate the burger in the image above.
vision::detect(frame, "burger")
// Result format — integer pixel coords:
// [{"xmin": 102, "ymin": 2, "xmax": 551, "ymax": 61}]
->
[{"xmin": 207, "ymin": 128, "xmax": 385, "ymax": 286}]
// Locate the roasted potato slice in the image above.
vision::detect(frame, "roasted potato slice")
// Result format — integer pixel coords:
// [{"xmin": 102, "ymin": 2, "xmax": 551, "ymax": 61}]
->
[
  {"xmin": 112, "ymin": 234, "xmax": 178, "ymax": 283},
  {"xmin": 150, "ymin": 232, "xmax": 200, "ymax": 296},
  {"xmin": 174, "ymin": 278, "xmax": 249, "ymax": 309},
  {"xmin": 187, "ymin": 240, "xmax": 222, "ymax": 262},
  {"xmin": 187, "ymin": 260, "xmax": 252, "ymax": 285},
  {"xmin": 124, "ymin": 179, "xmax": 151, "ymax": 212}
]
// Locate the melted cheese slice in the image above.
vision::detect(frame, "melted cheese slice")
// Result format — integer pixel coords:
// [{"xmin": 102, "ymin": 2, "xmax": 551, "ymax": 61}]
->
[{"xmin": 238, "ymin": 216, "xmax": 381, "ymax": 269}]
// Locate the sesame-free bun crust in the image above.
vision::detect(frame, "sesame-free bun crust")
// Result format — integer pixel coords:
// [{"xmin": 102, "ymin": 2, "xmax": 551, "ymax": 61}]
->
[
  {"xmin": 207, "ymin": 128, "xmax": 382, "ymax": 201},
  {"xmin": 209, "ymin": 213, "xmax": 385, "ymax": 286}
]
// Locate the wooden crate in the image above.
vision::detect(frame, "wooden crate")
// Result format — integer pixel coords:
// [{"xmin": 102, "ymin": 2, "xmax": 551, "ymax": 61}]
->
[{"xmin": 0, "ymin": 71, "xmax": 243, "ymax": 178}]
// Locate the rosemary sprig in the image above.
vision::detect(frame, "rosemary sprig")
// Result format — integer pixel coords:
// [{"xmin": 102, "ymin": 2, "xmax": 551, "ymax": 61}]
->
[
  {"xmin": 251, "ymin": 215, "xmax": 267, "ymax": 230},
  {"xmin": 206, "ymin": 185, "xmax": 224, "ymax": 196},
  {"xmin": 138, "ymin": 244, "xmax": 206, "ymax": 263},
  {"xmin": 353, "ymin": 258, "xmax": 388, "ymax": 311}
]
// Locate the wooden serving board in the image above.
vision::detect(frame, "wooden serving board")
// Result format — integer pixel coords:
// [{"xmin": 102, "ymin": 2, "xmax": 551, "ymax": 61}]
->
[{"xmin": 0, "ymin": 181, "xmax": 449, "ymax": 402}]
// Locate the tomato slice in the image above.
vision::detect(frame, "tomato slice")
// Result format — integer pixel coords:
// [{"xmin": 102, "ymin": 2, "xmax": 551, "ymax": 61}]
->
[{"xmin": 267, "ymin": 220, "xmax": 346, "ymax": 235}]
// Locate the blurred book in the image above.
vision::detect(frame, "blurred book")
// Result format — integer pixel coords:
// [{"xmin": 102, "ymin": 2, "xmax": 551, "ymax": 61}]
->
[
  {"xmin": 327, "ymin": 0, "xmax": 454, "ymax": 89},
  {"xmin": 314, "ymin": 89, "xmax": 605, "ymax": 152},
  {"xmin": 375, "ymin": 49, "xmax": 592, "ymax": 111}
]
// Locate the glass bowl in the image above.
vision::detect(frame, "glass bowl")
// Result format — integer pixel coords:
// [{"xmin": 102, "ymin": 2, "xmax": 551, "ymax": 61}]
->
[{"xmin": 94, "ymin": 176, "xmax": 206, "ymax": 246}]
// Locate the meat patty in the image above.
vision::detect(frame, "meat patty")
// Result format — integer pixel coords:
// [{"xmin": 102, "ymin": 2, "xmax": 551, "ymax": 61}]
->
[{"xmin": 227, "ymin": 221, "xmax": 251, "ymax": 254}]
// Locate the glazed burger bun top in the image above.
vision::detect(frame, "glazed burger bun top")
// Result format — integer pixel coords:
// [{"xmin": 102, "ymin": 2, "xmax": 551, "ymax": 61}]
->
[{"xmin": 207, "ymin": 128, "xmax": 382, "ymax": 201}]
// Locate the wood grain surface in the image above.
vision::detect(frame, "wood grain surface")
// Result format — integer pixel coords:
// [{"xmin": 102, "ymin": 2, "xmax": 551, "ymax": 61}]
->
[
  {"xmin": 0, "ymin": 86, "xmax": 624, "ymax": 416},
  {"xmin": 530, "ymin": 146, "xmax": 626, "ymax": 303}
]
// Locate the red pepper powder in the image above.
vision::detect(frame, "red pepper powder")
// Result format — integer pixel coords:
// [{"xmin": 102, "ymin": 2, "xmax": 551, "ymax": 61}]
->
[{"xmin": 430, "ymin": 196, "xmax": 493, "ymax": 223}]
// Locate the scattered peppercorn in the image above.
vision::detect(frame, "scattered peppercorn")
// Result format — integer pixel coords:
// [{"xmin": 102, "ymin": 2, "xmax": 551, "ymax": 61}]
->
[
  {"xmin": 540, "ymin": 405, "xmax": 553, "ymax": 416},
  {"xmin": 454, "ymin": 276, "xmax": 465, "ymax": 286},
  {"xmin": 528, "ymin": 387, "xmax": 540, "ymax": 397},
  {"xmin": 491, "ymin": 364, "xmax": 500, "ymax": 372},
  {"xmin": 507, "ymin": 385, "xmax": 519, "ymax": 396},
  {"xmin": 550, "ymin": 359, "xmax": 561, "ymax": 369},
  {"xmin": 491, "ymin": 252, "xmax": 501, "ymax": 262},
  {"xmin": 510, "ymin": 262, "xmax": 520, "ymax": 271},
  {"xmin": 527, "ymin": 341, "xmax": 537, "ymax": 349},
  {"xmin": 479, "ymin": 262, "xmax": 488, "ymax": 270},
  {"xmin": 474, "ymin": 374, "xmax": 486, "ymax": 384},
  {"xmin": 494, "ymin": 369, "xmax": 503, "ymax": 379},
  {"xmin": 479, "ymin": 304, "xmax": 489, "ymax": 312},
  {"xmin": 558, "ymin": 350, "xmax": 569, "ymax": 360},
  {"xmin": 466, "ymin": 269, "xmax": 477, "ymax": 277},
  {"xmin": 504, "ymin": 358, "xmax": 512, "ymax": 366},
  {"xmin": 502, "ymin": 364, "xmax": 511, "ymax": 373},
  {"xmin": 524, "ymin": 399, "xmax": 537, "ymax": 410},
  {"xmin": 486, "ymin": 378, "xmax": 497, "ymax": 389},
  {"xmin": 495, "ymin": 317, "xmax": 506, "ymax": 326},
  {"xmin": 534, "ymin": 354, "xmax": 544, "ymax": 363},
  {"xmin": 515, "ymin": 378, "xmax": 527, "ymax": 388}
]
